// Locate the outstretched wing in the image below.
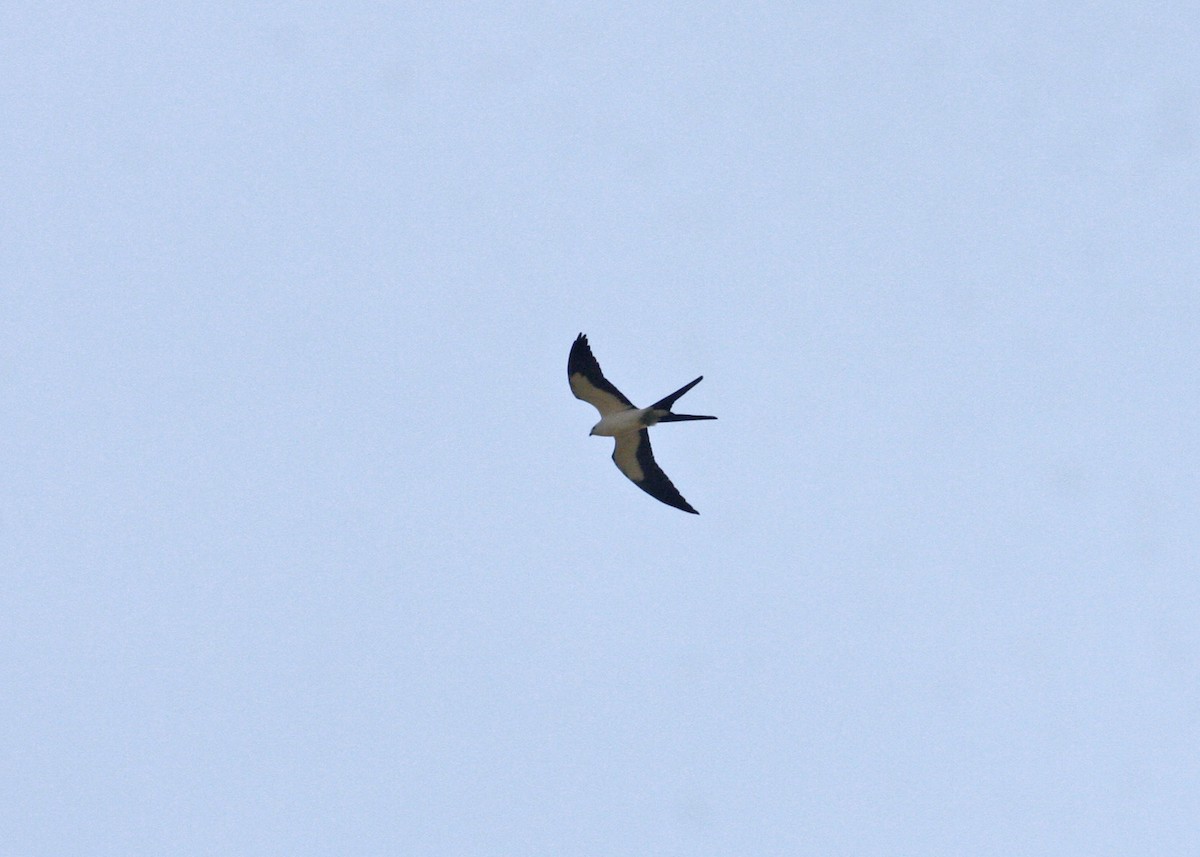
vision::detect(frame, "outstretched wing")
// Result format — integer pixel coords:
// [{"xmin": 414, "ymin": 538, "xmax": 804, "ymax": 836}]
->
[
  {"xmin": 568, "ymin": 333, "xmax": 635, "ymax": 416},
  {"xmin": 612, "ymin": 429, "xmax": 699, "ymax": 514}
]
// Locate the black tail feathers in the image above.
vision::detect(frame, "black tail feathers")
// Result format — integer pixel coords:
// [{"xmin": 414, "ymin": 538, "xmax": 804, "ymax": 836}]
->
[
  {"xmin": 651, "ymin": 376, "xmax": 704, "ymax": 411},
  {"xmin": 657, "ymin": 413, "xmax": 717, "ymax": 423}
]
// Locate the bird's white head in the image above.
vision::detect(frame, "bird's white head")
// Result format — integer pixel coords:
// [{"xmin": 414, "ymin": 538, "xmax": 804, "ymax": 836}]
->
[{"xmin": 589, "ymin": 412, "xmax": 634, "ymax": 438}]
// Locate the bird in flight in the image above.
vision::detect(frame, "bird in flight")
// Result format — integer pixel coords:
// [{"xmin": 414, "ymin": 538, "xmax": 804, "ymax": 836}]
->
[{"xmin": 568, "ymin": 333, "xmax": 716, "ymax": 514}]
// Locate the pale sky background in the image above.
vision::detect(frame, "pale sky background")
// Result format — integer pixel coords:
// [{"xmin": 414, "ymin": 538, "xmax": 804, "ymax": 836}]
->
[{"xmin": 3, "ymin": 2, "xmax": 1198, "ymax": 855}]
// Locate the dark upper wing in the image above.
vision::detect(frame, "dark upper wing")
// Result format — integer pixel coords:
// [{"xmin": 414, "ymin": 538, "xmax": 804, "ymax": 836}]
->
[
  {"xmin": 611, "ymin": 429, "xmax": 698, "ymax": 514},
  {"xmin": 568, "ymin": 333, "xmax": 635, "ymax": 415}
]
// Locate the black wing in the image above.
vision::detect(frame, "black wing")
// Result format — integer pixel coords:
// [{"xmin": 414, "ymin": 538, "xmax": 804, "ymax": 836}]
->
[
  {"xmin": 612, "ymin": 429, "xmax": 698, "ymax": 514},
  {"xmin": 568, "ymin": 333, "xmax": 635, "ymax": 415}
]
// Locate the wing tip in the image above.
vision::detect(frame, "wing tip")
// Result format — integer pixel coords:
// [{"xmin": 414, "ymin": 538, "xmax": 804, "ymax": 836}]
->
[{"xmin": 668, "ymin": 499, "xmax": 699, "ymax": 514}]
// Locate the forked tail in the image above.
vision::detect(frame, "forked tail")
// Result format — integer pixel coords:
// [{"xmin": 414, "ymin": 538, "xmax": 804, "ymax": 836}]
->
[
  {"xmin": 657, "ymin": 413, "xmax": 717, "ymax": 422},
  {"xmin": 651, "ymin": 376, "xmax": 704, "ymax": 411}
]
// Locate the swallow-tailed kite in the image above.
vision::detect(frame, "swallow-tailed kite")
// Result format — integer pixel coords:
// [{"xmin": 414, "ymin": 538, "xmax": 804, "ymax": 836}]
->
[{"xmin": 568, "ymin": 333, "xmax": 716, "ymax": 514}]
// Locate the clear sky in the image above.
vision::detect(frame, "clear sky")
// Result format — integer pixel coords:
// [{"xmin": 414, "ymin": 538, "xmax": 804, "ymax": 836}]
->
[{"xmin": 4, "ymin": 2, "xmax": 1198, "ymax": 854}]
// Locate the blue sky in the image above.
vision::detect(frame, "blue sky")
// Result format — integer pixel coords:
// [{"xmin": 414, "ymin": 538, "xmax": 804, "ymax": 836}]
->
[{"xmin": 4, "ymin": 2, "xmax": 1198, "ymax": 854}]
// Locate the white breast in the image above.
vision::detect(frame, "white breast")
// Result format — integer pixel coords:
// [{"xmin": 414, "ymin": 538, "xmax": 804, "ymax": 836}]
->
[{"xmin": 592, "ymin": 408, "xmax": 648, "ymax": 437}]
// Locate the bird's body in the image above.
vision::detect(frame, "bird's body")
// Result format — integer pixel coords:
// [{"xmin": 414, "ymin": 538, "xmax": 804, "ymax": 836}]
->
[
  {"xmin": 588, "ymin": 407, "xmax": 652, "ymax": 437},
  {"xmin": 568, "ymin": 333, "xmax": 716, "ymax": 514}
]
